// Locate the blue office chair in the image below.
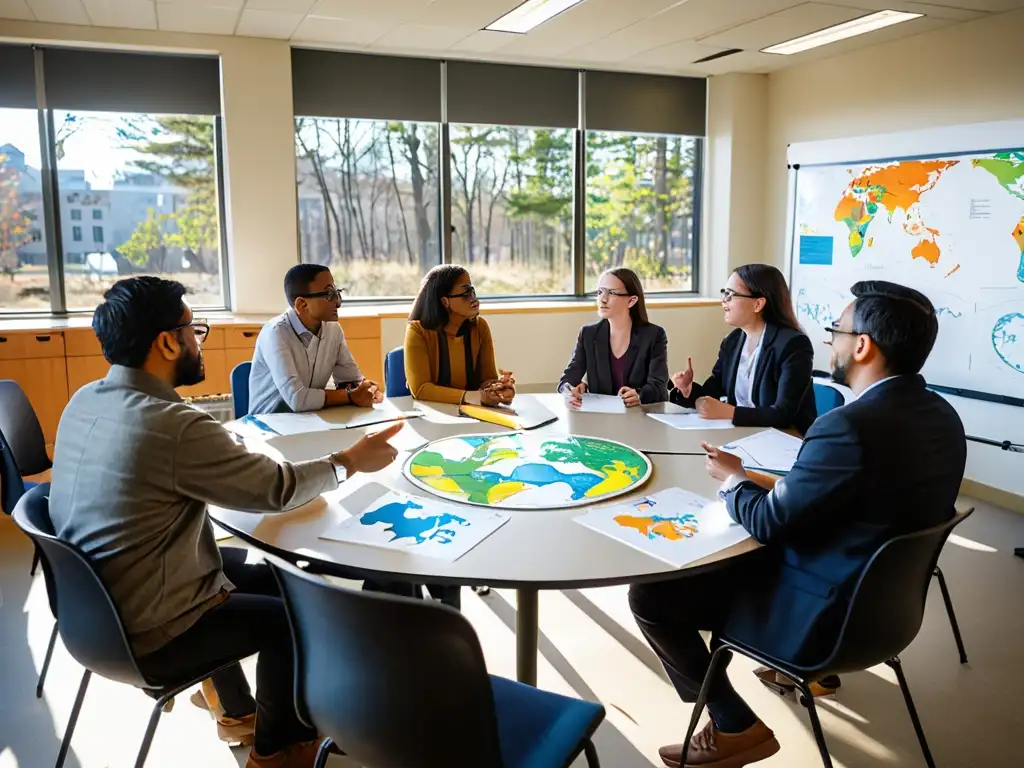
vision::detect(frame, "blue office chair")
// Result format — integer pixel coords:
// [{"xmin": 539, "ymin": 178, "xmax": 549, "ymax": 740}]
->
[
  {"xmin": 384, "ymin": 346, "xmax": 411, "ymax": 398},
  {"xmin": 813, "ymin": 381, "xmax": 845, "ymax": 416},
  {"xmin": 272, "ymin": 561, "xmax": 605, "ymax": 768},
  {"xmin": 230, "ymin": 361, "xmax": 252, "ymax": 419}
]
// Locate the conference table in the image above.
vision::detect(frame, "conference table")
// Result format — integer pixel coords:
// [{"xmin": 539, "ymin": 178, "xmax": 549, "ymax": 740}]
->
[{"xmin": 210, "ymin": 393, "xmax": 764, "ymax": 685}]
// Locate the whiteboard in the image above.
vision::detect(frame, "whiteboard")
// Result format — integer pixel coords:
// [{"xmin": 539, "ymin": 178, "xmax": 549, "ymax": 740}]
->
[{"xmin": 787, "ymin": 120, "xmax": 1024, "ymax": 404}]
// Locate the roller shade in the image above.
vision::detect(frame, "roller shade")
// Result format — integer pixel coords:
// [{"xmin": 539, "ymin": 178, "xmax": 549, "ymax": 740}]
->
[
  {"xmin": 446, "ymin": 60, "xmax": 578, "ymax": 128},
  {"xmin": 585, "ymin": 70, "xmax": 706, "ymax": 136},
  {"xmin": 0, "ymin": 45, "xmax": 37, "ymax": 109}
]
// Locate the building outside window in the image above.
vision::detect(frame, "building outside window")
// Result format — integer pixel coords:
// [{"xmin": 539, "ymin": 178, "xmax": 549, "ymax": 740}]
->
[{"xmin": 70, "ymin": 208, "xmax": 81, "ymax": 220}]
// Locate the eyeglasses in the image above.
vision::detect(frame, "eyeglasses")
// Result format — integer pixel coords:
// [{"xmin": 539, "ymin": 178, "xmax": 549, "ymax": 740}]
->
[
  {"xmin": 447, "ymin": 285, "xmax": 477, "ymax": 299},
  {"xmin": 823, "ymin": 323, "xmax": 864, "ymax": 346},
  {"xmin": 596, "ymin": 287, "xmax": 630, "ymax": 298},
  {"xmin": 720, "ymin": 288, "xmax": 759, "ymax": 302},
  {"xmin": 167, "ymin": 321, "xmax": 210, "ymax": 344},
  {"xmin": 298, "ymin": 287, "xmax": 344, "ymax": 304}
]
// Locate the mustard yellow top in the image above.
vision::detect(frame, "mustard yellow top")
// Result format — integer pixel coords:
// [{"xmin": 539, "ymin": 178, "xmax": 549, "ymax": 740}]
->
[{"xmin": 404, "ymin": 318, "xmax": 498, "ymax": 404}]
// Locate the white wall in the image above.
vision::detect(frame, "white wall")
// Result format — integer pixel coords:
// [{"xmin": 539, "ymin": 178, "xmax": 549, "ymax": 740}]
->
[{"xmin": 765, "ymin": 9, "xmax": 1024, "ymax": 498}]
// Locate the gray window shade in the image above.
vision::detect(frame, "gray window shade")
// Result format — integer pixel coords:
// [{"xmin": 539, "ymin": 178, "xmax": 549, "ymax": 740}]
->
[
  {"xmin": 292, "ymin": 49, "xmax": 441, "ymax": 122},
  {"xmin": 447, "ymin": 61, "xmax": 578, "ymax": 128},
  {"xmin": 43, "ymin": 48, "xmax": 221, "ymax": 115},
  {"xmin": 585, "ymin": 71, "xmax": 706, "ymax": 136},
  {"xmin": 0, "ymin": 45, "xmax": 37, "ymax": 109}
]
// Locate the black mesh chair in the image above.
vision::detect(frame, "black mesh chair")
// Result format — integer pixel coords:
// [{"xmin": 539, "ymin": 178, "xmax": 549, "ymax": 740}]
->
[
  {"xmin": 272, "ymin": 561, "xmax": 605, "ymax": 768},
  {"xmin": 682, "ymin": 507, "xmax": 974, "ymax": 768},
  {"xmin": 0, "ymin": 380, "xmax": 54, "ymax": 577},
  {"xmin": 13, "ymin": 485, "xmax": 249, "ymax": 768}
]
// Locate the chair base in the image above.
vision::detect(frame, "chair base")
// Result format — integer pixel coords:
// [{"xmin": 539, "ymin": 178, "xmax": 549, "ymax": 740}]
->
[
  {"xmin": 37, "ymin": 620, "xmax": 58, "ymax": 698},
  {"xmin": 933, "ymin": 567, "xmax": 968, "ymax": 664}
]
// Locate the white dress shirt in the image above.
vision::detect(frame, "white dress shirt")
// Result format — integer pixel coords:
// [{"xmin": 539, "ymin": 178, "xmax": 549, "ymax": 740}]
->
[
  {"xmin": 247, "ymin": 309, "xmax": 363, "ymax": 414},
  {"xmin": 734, "ymin": 329, "xmax": 765, "ymax": 408}
]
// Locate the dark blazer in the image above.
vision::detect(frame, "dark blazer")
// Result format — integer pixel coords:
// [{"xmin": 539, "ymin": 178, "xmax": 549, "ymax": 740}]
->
[
  {"xmin": 671, "ymin": 323, "xmax": 817, "ymax": 434},
  {"xmin": 723, "ymin": 375, "xmax": 966, "ymax": 665},
  {"xmin": 559, "ymin": 319, "xmax": 669, "ymax": 404}
]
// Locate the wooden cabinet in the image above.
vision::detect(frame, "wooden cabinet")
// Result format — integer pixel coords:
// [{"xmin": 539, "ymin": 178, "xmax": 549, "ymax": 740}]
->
[
  {"xmin": 339, "ymin": 317, "xmax": 383, "ymax": 384},
  {"xmin": 0, "ymin": 331, "xmax": 70, "ymax": 446}
]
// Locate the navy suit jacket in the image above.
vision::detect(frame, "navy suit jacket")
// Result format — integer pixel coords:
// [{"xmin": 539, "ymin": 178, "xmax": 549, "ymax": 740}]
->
[
  {"xmin": 559, "ymin": 320, "xmax": 669, "ymax": 404},
  {"xmin": 671, "ymin": 324, "xmax": 817, "ymax": 434},
  {"xmin": 722, "ymin": 375, "xmax": 966, "ymax": 665}
]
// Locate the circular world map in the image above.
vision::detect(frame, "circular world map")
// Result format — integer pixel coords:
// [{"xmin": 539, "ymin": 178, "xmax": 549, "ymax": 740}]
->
[{"xmin": 404, "ymin": 432, "xmax": 652, "ymax": 510}]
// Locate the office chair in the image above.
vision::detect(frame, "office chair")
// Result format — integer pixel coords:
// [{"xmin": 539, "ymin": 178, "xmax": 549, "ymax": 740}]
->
[
  {"xmin": 230, "ymin": 361, "xmax": 252, "ymax": 419},
  {"xmin": 384, "ymin": 347, "xmax": 411, "ymax": 398}
]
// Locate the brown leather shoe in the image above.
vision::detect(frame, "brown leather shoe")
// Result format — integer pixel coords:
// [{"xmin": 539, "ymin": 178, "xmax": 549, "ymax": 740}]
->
[
  {"xmin": 190, "ymin": 679, "xmax": 255, "ymax": 746},
  {"xmin": 753, "ymin": 667, "xmax": 841, "ymax": 698},
  {"xmin": 659, "ymin": 719, "xmax": 780, "ymax": 767},
  {"xmin": 245, "ymin": 739, "xmax": 323, "ymax": 768}
]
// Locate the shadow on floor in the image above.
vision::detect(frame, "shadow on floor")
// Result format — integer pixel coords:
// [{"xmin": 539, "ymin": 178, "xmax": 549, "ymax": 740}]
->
[{"xmin": 0, "ymin": 519, "xmax": 83, "ymax": 768}]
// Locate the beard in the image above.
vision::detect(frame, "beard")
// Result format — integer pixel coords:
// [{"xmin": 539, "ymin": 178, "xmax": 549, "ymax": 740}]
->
[
  {"xmin": 173, "ymin": 348, "xmax": 205, "ymax": 388},
  {"xmin": 831, "ymin": 353, "xmax": 851, "ymax": 387}
]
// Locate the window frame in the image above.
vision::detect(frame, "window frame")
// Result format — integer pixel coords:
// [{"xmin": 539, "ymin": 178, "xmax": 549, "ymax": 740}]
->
[{"xmin": 0, "ymin": 46, "xmax": 230, "ymax": 317}]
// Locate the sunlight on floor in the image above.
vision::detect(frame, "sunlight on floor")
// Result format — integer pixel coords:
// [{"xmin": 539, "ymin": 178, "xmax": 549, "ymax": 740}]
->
[{"xmin": 948, "ymin": 533, "xmax": 998, "ymax": 553}]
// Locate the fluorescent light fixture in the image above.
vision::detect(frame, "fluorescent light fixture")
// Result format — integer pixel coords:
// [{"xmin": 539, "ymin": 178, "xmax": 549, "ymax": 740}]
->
[
  {"xmin": 762, "ymin": 10, "xmax": 923, "ymax": 55},
  {"xmin": 486, "ymin": 0, "xmax": 586, "ymax": 35}
]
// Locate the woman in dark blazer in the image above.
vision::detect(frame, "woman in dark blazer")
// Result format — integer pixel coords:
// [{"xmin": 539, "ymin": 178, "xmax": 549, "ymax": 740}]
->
[
  {"xmin": 559, "ymin": 268, "xmax": 668, "ymax": 407},
  {"xmin": 670, "ymin": 264, "xmax": 816, "ymax": 434}
]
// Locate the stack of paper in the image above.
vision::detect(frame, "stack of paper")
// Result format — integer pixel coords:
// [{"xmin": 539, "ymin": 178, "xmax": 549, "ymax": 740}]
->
[
  {"xmin": 722, "ymin": 429, "xmax": 803, "ymax": 474},
  {"xmin": 574, "ymin": 487, "xmax": 750, "ymax": 568},
  {"xmin": 320, "ymin": 489, "xmax": 509, "ymax": 562},
  {"xmin": 647, "ymin": 413, "xmax": 734, "ymax": 430},
  {"xmin": 242, "ymin": 400, "xmax": 420, "ymax": 436},
  {"xmin": 569, "ymin": 393, "xmax": 627, "ymax": 414}
]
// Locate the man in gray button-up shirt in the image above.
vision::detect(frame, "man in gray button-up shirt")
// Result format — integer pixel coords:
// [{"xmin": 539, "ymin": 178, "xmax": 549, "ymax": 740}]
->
[
  {"xmin": 50, "ymin": 276, "xmax": 402, "ymax": 766},
  {"xmin": 247, "ymin": 263, "xmax": 382, "ymax": 415}
]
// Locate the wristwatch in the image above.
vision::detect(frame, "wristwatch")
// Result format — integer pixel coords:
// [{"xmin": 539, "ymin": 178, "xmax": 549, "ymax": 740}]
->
[{"xmin": 331, "ymin": 457, "xmax": 349, "ymax": 484}]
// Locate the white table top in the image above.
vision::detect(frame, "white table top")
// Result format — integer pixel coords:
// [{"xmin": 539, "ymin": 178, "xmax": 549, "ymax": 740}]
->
[{"xmin": 213, "ymin": 397, "xmax": 762, "ymax": 588}]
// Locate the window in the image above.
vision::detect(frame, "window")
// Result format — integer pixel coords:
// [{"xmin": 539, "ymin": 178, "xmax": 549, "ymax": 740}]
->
[
  {"xmin": 55, "ymin": 111, "xmax": 225, "ymax": 310},
  {"xmin": 70, "ymin": 208, "xmax": 82, "ymax": 220},
  {"xmin": 585, "ymin": 131, "xmax": 699, "ymax": 292},
  {"xmin": 294, "ymin": 117, "xmax": 441, "ymax": 298},
  {"xmin": 72, "ymin": 226, "xmax": 82, "ymax": 241},
  {"xmin": 450, "ymin": 124, "xmax": 574, "ymax": 295},
  {"xmin": 0, "ymin": 108, "xmax": 50, "ymax": 311}
]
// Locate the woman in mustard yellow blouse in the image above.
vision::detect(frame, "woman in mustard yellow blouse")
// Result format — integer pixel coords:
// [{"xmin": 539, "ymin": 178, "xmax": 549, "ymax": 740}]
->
[{"xmin": 405, "ymin": 265, "xmax": 515, "ymax": 405}]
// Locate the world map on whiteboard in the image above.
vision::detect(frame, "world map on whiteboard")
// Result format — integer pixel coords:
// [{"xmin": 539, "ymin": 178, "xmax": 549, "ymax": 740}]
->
[
  {"xmin": 791, "ymin": 148, "xmax": 1024, "ymax": 398},
  {"xmin": 404, "ymin": 432, "xmax": 652, "ymax": 510}
]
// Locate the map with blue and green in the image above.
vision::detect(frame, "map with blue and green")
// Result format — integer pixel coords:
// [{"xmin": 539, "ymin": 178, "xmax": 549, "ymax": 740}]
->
[{"xmin": 404, "ymin": 433, "xmax": 652, "ymax": 510}]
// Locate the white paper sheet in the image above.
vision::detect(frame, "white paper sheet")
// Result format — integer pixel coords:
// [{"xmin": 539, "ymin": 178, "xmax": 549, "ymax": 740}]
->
[
  {"xmin": 570, "ymin": 393, "xmax": 627, "ymax": 414},
  {"xmin": 574, "ymin": 487, "xmax": 750, "ymax": 568},
  {"xmin": 646, "ymin": 413, "xmax": 735, "ymax": 430},
  {"xmin": 336, "ymin": 401, "xmax": 422, "ymax": 430},
  {"xmin": 319, "ymin": 489, "xmax": 509, "ymax": 562},
  {"xmin": 722, "ymin": 428, "xmax": 804, "ymax": 474},
  {"xmin": 255, "ymin": 412, "xmax": 343, "ymax": 436}
]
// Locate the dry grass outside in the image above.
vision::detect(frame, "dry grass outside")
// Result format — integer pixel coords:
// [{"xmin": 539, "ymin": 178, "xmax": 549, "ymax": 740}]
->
[{"xmin": 0, "ymin": 268, "xmax": 224, "ymax": 312}]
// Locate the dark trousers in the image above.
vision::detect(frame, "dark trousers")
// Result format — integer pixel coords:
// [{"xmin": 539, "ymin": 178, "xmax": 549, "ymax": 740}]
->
[
  {"xmin": 628, "ymin": 558, "xmax": 765, "ymax": 734},
  {"xmin": 137, "ymin": 548, "xmax": 309, "ymax": 756}
]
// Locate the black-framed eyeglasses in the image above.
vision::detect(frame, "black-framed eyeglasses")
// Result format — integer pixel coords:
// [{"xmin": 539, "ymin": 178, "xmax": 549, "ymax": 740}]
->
[
  {"xmin": 720, "ymin": 288, "xmax": 759, "ymax": 302},
  {"xmin": 167, "ymin": 321, "xmax": 210, "ymax": 344},
  {"xmin": 448, "ymin": 285, "xmax": 477, "ymax": 299},
  {"xmin": 823, "ymin": 323, "xmax": 864, "ymax": 346},
  {"xmin": 298, "ymin": 287, "xmax": 344, "ymax": 303},
  {"xmin": 596, "ymin": 287, "xmax": 630, "ymax": 298}
]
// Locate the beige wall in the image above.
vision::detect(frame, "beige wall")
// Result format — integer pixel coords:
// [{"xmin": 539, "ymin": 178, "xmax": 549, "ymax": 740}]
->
[{"xmin": 763, "ymin": 9, "xmax": 1024, "ymax": 497}]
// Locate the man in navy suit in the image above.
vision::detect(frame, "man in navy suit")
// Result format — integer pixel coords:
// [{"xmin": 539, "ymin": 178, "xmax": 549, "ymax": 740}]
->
[{"xmin": 630, "ymin": 281, "xmax": 966, "ymax": 768}]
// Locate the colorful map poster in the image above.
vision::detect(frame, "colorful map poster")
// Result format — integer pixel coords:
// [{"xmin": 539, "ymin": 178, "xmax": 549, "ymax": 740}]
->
[
  {"xmin": 404, "ymin": 432, "xmax": 652, "ymax": 510},
  {"xmin": 319, "ymin": 489, "xmax": 509, "ymax": 562},
  {"xmin": 574, "ymin": 488, "xmax": 751, "ymax": 568}
]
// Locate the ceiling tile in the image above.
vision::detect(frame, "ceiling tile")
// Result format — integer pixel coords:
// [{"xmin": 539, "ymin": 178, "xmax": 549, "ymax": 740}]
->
[
  {"xmin": 447, "ymin": 29, "xmax": 521, "ymax": 53},
  {"xmin": 373, "ymin": 23, "xmax": 472, "ymax": 50},
  {"xmin": 245, "ymin": 0, "xmax": 314, "ymax": 11},
  {"xmin": 28, "ymin": 0, "xmax": 91, "ymax": 24},
  {"xmin": 291, "ymin": 14, "xmax": 393, "ymax": 44},
  {"xmin": 621, "ymin": 0, "xmax": 804, "ymax": 43},
  {"xmin": 905, "ymin": 0, "xmax": 1024, "ymax": 10},
  {"xmin": 837, "ymin": 0, "xmax": 987, "ymax": 21},
  {"xmin": 407, "ymin": 0, "xmax": 521, "ymax": 29},
  {"xmin": 309, "ymin": 0, "xmax": 429, "ymax": 23},
  {"xmin": 157, "ymin": 2, "xmax": 240, "ymax": 33},
  {"xmin": 82, "ymin": 0, "xmax": 158, "ymax": 29},
  {"xmin": 701, "ymin": 3, "xmax": 868, "ymax": 50},
  {"xmin": 626, "ymin": 39, "xmax": 732, "ymax": 69},
  {"xmin": 0, "ymin": 0, "xmax": 35, "ymax": 21},
  {"xmin": 157, "ymin": 0, "xmax": 243, "ymax": 7},
  {"xmin": 235, "ymin": 8, "xmax": 303, "ymax": 37},
  {"xmin": 694, "ymin": 50, "xmax": 782, "ymax": 75}
]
